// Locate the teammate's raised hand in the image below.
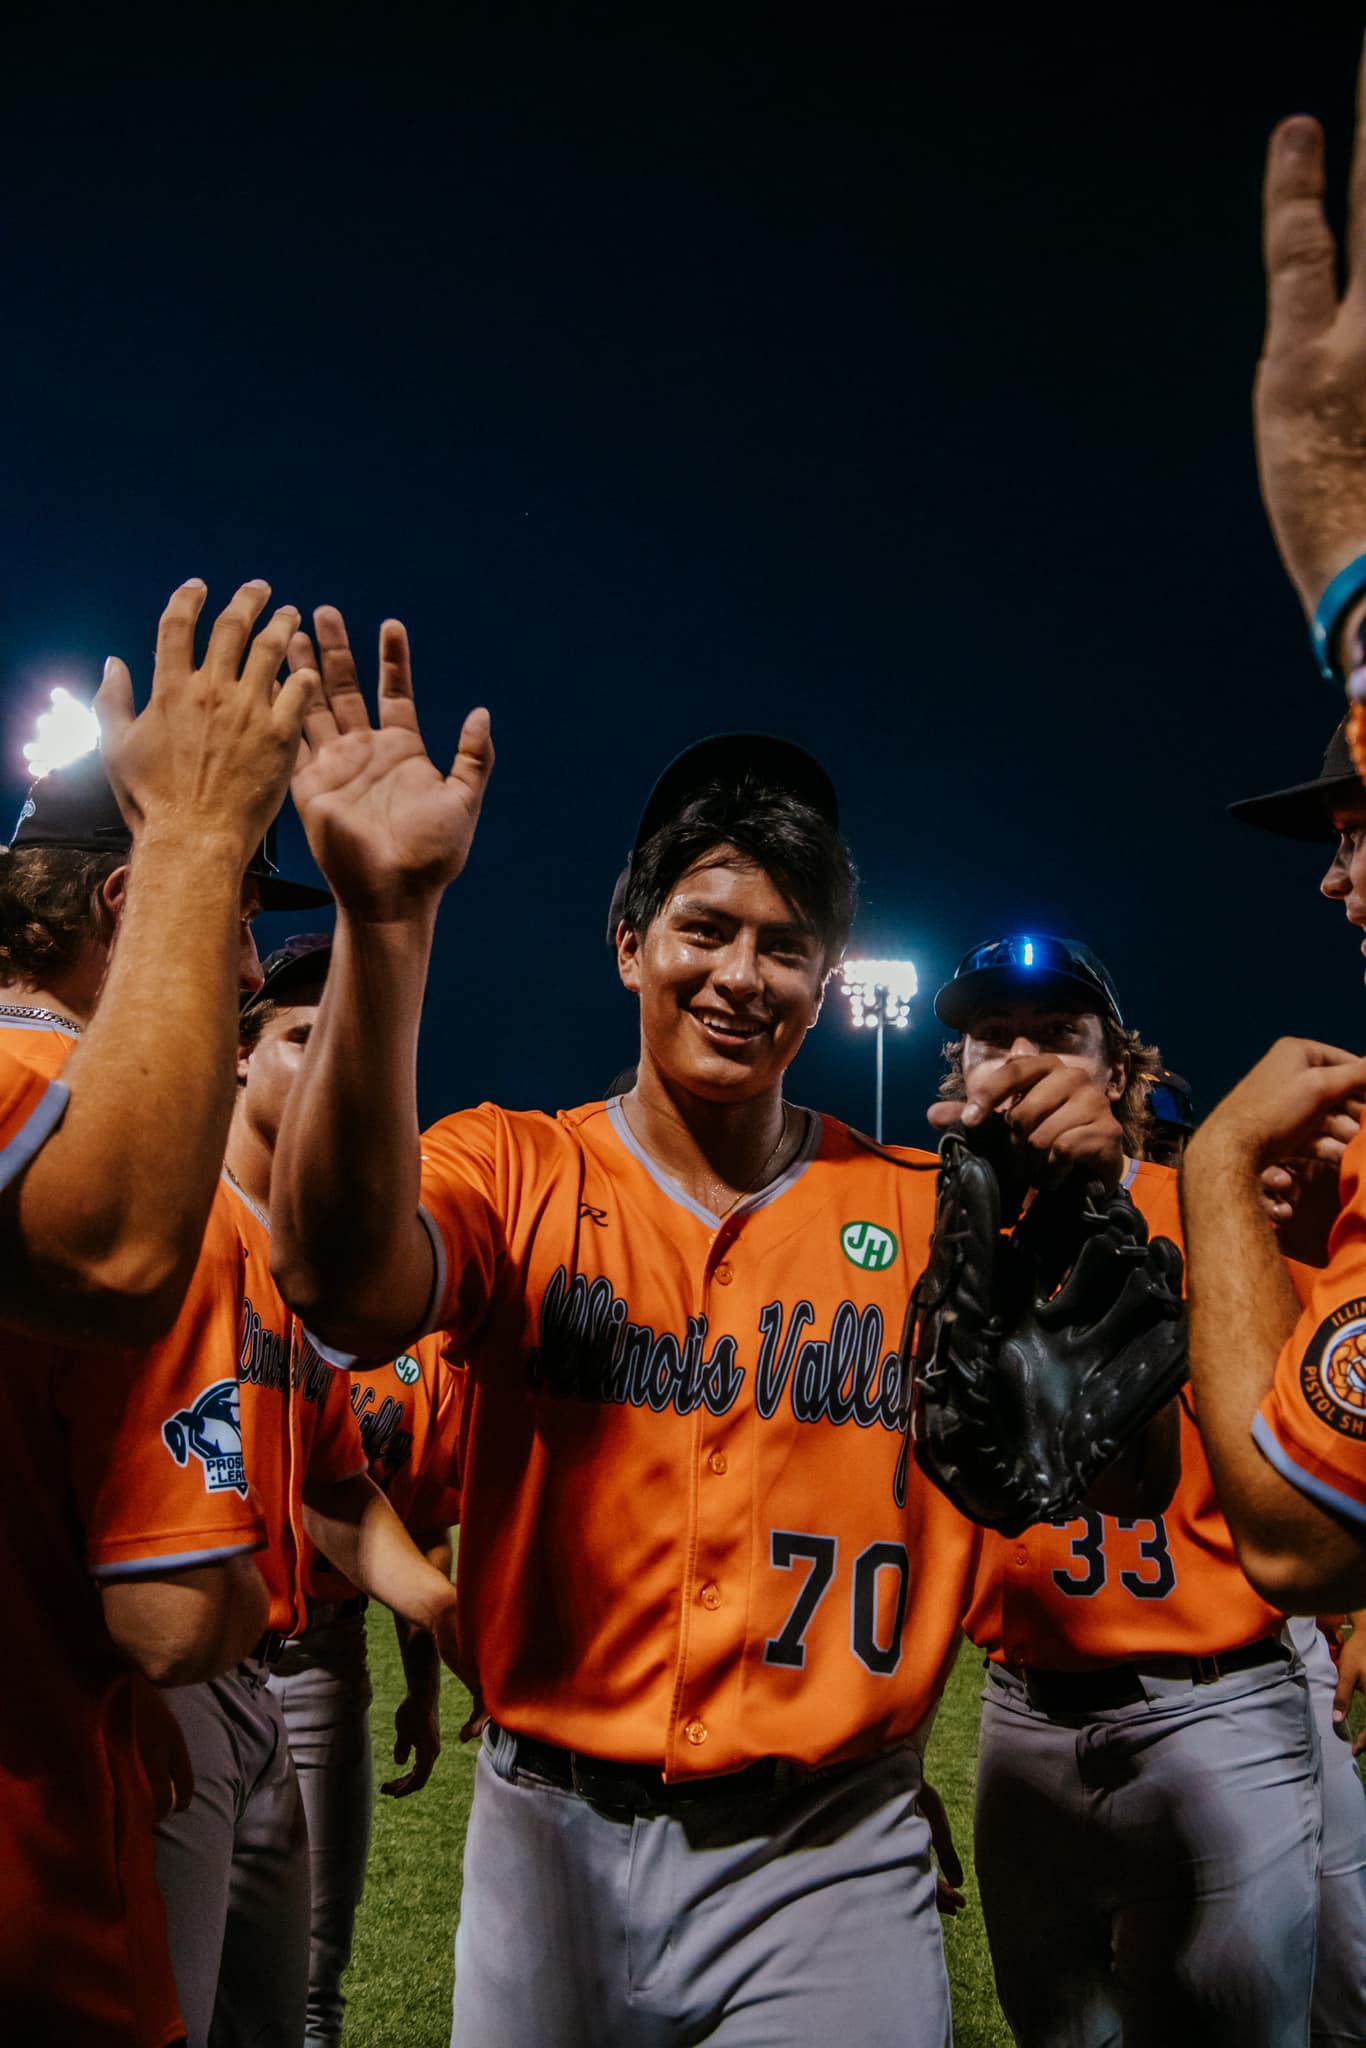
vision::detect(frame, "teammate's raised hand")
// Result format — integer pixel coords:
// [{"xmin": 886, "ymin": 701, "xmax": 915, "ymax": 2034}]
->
[
  {"xmin": 287, "ymin": 607, "xmax": 493, "ymax": 920},
  {"xmin": 1191, "ymin": 1038, "xmax": 1366, "ymax": 1173},
  {"xmin": 95, "ymin": 578, "xmax": 314, "ymax": 862},
  {"xmin": 1256, "ymin": 37, "xmax": 1366, "ymax": 613}
]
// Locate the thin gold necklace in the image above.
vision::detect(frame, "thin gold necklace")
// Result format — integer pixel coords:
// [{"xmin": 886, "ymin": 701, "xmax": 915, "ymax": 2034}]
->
[{"xmin": 622, "ymin": 1097, "xmax": 797, "ymax": 1221}]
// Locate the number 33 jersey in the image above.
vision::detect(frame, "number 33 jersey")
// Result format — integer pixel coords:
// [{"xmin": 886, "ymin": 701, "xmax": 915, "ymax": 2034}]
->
[
  {"xmin": 963, "ymin": 1158, "xmax": 1284, "ymax": 1672},
  {"xmin": 417, "ymin": 1098, "xmax": 981, "ymax": 1779}
]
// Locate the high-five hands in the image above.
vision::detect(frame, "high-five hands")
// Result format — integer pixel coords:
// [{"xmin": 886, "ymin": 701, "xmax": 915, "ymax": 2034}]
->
[
  {"xmin": 1256, "ymin": 39, "xmax": 1366, "ymax": 613},
  {"xmin": 96, "ymin": 578, "xmax": 315, "ymax": 863},
  {"xmin": 288, "ymin": 607, "xmax": 494, "ymax": 919}
]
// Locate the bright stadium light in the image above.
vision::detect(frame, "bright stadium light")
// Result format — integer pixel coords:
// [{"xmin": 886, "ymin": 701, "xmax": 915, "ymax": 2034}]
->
[
  {"xmin": 838, "ymin": 958, "xmax": 919, "ymax": 1142},
  {"xmin": 22, "ymin": 687, "xmax": 101, "ymax": 781}
]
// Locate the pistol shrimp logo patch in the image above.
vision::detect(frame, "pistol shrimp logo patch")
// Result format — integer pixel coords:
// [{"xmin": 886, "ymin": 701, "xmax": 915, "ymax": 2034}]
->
[
  {"xmin": 1302, "ymin": 1301, "xmax": 1366, "ymax": 1437},
  {"xmin": 161, "ymin": 1379, "xmax": 248, "ymax": 1495}
]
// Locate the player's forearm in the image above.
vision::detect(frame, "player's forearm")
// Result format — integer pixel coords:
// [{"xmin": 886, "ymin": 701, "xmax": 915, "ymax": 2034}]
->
[
  {"xmin": 1183, "ymin": 1133, "xmax": 1366, "ymax": 1609},
  {"xmin": 101, "ymin": 1554, "xmax": 270, "ymax": 1688},
  {"xmin": 394, "ymin": 1530, "xmax": 453, "ymax": 1694},
  {"xmin": 6, "ymin": 832, "xmax": 248, "ymax": 1343},
  {"xmin": 304, "ymin": 1474, "xmax": 459, "ymax": 1633},
  {"xmin": 271, "ymin": 908, "xmax": 437, "ymax": 1353}
]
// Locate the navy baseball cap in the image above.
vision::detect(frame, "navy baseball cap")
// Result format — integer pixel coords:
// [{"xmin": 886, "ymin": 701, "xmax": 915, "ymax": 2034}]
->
[
  {"xmin": 245, "ymin": 932, "xmax": 332, "ymax": 1008},
  {"xmin": 607, "ymin": 732, "xmax": 839, "ymax": 944},
  {"xmin": 934, "ymin": 933, "xmax": 1125, "ymax": 1031},
  {"xmin": 10, "ymin": 752, "xmax": 331, "ymax": 911},
  {"xmin": 1227, "ymin": 719, "xmax": 1360, "ymax": 846},
  {"xmin": 1148, "ymin": 1068, "xmax": 1194, "ymax": 1133}
]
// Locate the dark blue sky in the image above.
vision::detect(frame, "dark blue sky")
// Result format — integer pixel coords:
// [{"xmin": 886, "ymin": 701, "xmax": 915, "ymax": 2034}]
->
[{"xmin": 4, "ymin": 12, "xmax": 1363, "ymax": 1138}]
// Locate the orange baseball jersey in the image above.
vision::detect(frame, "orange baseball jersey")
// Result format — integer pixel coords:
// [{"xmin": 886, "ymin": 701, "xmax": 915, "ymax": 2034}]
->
[
  {"xmin": 0, "ymin": 1014, "xmax": 263, "ymax": 2047},
  {"xmin": 223, "ymin": 1175, "xmax": 368, "ymax": 1636},
  {"xmin": 1256, "ymin": 1116, "xmax": 1366, "ymax": 1525},
  {"xmin": 302, "ymin": 1331, "xmax": 464, "ymax": 1604},
  {"xmin": 963, "ymin": 1158, "xmax": 1284, "ymax": 1671},
  {"xmin": 416, "ymin": 1098, "xmax": 981, "ymax": 1780},
  {"xmin": 0, "ymin": 1037, "xmax": 68, "ymax": 1182}
]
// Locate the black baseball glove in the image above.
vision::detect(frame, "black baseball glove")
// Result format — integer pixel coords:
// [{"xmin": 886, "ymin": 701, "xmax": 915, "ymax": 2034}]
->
[{"xmin": 903, "ymin": 1122, "xmax": 1187, "ymax": 1536}]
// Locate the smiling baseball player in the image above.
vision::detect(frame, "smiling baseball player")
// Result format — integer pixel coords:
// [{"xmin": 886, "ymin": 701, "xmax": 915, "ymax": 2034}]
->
[{"xmin": 266, "ymin": 600, "xmax": 1165, "ymax": 2048}]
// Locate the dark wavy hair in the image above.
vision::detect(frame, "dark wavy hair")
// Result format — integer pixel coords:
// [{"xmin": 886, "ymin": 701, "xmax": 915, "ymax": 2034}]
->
[
  {"xmin": 0, "ymin": 845, "xmax": 122, "ymax": 982},
  {"xmin": 620, "ymin": 781, "xmax": 858, "ymax": 973},
  {"xmin": 937, "ymin": 1017, "xmax": 1164, "ymax": 1158}
]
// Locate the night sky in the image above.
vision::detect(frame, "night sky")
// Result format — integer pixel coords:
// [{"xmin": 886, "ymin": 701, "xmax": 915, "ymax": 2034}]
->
[{"xmin": 5, "ymin": 11, "xmax": 1364, "ymax": 1141}]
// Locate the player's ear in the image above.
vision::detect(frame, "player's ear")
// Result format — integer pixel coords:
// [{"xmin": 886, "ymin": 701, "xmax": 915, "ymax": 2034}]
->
[
  {"xmin": 617, "ymin": 921, "xmax": 643, "ymax": 994},
  {"xmin": 1104, "ymin": 1051, "xmax": 1129, "ymax": 1103},
  {"xmin": 98, "ymin": 862, "xmax": 131, "ymax": 931},
  {"xmin": 235, "ymin": 1043, "xmax": 252, "ymax": 1089}
]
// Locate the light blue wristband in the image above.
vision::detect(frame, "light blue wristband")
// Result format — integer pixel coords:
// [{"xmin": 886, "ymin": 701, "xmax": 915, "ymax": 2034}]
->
[{"xmin": 1310, "ymin": 553, "xmax": 1366, "ymax": 681}]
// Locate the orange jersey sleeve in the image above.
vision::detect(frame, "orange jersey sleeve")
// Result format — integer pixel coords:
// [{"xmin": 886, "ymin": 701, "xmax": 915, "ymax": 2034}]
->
[
  {"xmin": 418, "ymin": 1100, "xmax": 980, "ymax": 1779},
  {"xmin": 386, "ymin": 1337, "xmax": 467, "ymax": 1533},
  {"xmin": 1255, "ymin": 1118, "xmax": 1366, "ymax": 1528},
  {"xmin": 60, "ymin": 1182, "xmax": 267, "ymax": 1578},
  {"xmin": 0, "ymin": 1043, "xmax": 68, "ymax": 1190},
  {"xmin": 963, "ymin": 1159, "xmax": 1284, "ymax": 1669}
]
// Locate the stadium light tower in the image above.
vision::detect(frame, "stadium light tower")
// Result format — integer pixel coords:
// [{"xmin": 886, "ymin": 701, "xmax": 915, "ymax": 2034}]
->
[
  {"xmin": 22, "ymin": 687, "xmax": 100, "ymax": 780},
  {"xmin": 839, "ymin": 957, "xmax": 918, "ymax": 1143}
]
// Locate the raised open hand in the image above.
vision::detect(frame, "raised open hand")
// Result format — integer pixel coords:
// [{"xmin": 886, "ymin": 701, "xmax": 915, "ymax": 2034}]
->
[
  {"xmin": 96, "ymin": 578, "xmax": 314, "ymax": 862},
  {"xmin": 288, "ymin": 607, "xmax": 493, "ymax": 919},
  {"xmin": 1256, "ymin": 39, "xmax": 1366, "ymax": 618}
]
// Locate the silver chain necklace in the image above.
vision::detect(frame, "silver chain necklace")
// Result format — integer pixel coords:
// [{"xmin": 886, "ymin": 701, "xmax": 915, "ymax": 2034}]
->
[{"xmin": 0, "ymin": 1001, "xmax": 83, "ymax": 1034}]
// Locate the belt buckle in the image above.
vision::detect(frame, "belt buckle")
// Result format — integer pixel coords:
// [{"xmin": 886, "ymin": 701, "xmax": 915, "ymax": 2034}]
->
[{"xmin": 1191, "ymin": 1654, "xmax": 1221, "ymax": 1686}]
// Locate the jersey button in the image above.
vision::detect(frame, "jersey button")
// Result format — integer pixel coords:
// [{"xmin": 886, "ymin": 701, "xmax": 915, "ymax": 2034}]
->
[
  {"xmin": 708, "ymin": 1451, "xmax": 728, "ymax": 1475},
  {"xmin": 684, "ymin": 1719, "xmax": 709, "ymax": 1746},
  {"xmin": 714, "ymin": 1263, "xmax": 734, "ymax": 1285},
  {"xmin": 1014, "ymin": 1546, "xmax": 1029, "ymax": 1567},
  {"xmin": 700, "ymin": 1581, "xmax": 722, "ymax": 1610}
]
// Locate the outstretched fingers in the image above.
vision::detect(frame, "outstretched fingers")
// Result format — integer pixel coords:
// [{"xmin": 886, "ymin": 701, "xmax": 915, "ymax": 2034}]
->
[
  {"xmin": 93, "ymin": 655, "xmax": 136, "ymax": 750},
  {"xmin": 152, "ymin": 578, "xmax": 209, "ymax": 690},
  {"xmin": 313, "ymin": 605, "xmax": 372, "ymax": 734},
  {"xmin": 1263, "ymin": 114, "xmax": 1337, "ymax": 347},
  {"xmin": 242, "ymin": 605, "xmax": 301, "ymax": 696},
  {"xmin": 203, "ymin": 579, "xmax": 273, "ymax": 677},
  {"xmin": 449, "ymin": 705, "xmax": 494, "ymax": 802}
]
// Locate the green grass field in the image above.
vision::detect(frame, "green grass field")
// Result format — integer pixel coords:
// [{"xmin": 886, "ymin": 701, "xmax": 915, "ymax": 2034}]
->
[{"xmin": 342, "ymin": 1610, "xmax": 1010, "ymax": 2045}]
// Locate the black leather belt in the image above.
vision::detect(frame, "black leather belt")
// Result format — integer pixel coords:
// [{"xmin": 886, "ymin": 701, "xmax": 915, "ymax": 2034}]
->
[
  {"xmin": 502, "ymin": 1727, "xmax": 868, "ymax": 1823},
  {"xmin": 249, "ymin": 1630, "xmax": 290, "ymax": 1668},
  {"xmin": 1013, "ymin": 1636, "xmax": 1292, "ymax": 1718}
]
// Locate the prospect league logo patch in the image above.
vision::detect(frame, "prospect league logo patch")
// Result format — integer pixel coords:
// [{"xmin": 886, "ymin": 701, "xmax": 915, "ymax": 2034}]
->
[{"xmin": 1301, "ymin": 1298, "xmax": 1366, "ymax": 1437}]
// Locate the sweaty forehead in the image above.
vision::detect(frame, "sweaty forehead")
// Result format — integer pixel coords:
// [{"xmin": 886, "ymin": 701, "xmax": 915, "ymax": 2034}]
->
[{"xmin": 667, "ymin": 854, "xmax": 809, "ymax": 927}]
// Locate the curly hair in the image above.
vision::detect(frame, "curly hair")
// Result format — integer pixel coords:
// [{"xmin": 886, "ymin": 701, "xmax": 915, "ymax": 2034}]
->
[
  {"xmin": 0, "ymin": 845, "xmax": 122, "ymax": 984},
  {"xmin": 937, "ymin": 1017, "xmax": 1164, "ymax": 1159}
]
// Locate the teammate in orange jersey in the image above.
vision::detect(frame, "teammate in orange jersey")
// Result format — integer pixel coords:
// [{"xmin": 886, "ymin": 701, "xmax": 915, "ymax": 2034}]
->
[
  {"xmin": 0, "ymin": 579, "xmax": 317, "ymax": 2048},
  {"xmin": 268, "ymin": 600, "xmax": 1157, "ymax": 2047},
  {"xmin": 938, "ymin": 935, "xmax": 1366, "ymax": 2048},
  {"xmin": 1181, "ymin": 34, "xmax": 1366, "ymax": 1621},
  {"xmin": 151, "ymin": 932, "xmax": 467, "ymax": 2048}
]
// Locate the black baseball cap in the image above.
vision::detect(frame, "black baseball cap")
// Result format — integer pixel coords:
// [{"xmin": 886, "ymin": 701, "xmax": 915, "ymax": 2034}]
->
[
  {"xmin": 934, "ymin": 933, "xmax": 1125, "ymax": 1031},
  {"xmin": 10, "ymin": 751, "xmax": 331, "ymax": 911},
  {"xmin": 241, "ymin": 932, "xmax": 332, "ymax": 1025},
  {"xmin": 607, "ymin": 732, "xmax": 839, "ymax": 945},
  {"xmin": 1227, "ymin": 719, "xmax": 1361, "ymax": 845}
]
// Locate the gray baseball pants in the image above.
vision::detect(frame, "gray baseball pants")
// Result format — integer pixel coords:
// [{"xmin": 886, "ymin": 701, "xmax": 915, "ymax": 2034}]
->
[
  {"xmin": 973, "ymin": 1651, "xmax": 1322, "ymax": 2048},
  {"xmin": 450, "ymin": 1720, "xmax": 952, "ymax": 2047},
  {"xmin": 154, "ymin": 1659, "xmax": 310, "ymax": 2048},
  {"xmin": 267, "ymin": 1607, "xmax": 375, "ymax": 2048},
  {"xmin": 1292, "ymin": 1617, "xmax": 1366, "ymax": 2047}
]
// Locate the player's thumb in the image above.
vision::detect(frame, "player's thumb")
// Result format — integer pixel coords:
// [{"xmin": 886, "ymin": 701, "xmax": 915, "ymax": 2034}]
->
[{"xmin": 94, "ymin": 655, "xmax": 135, "ymax": 748}]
